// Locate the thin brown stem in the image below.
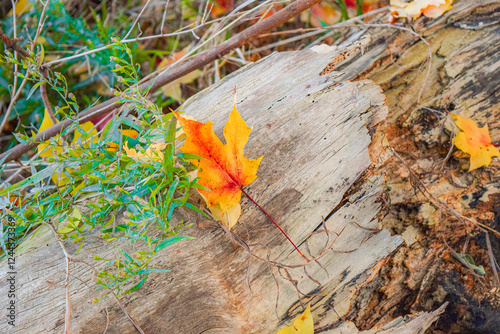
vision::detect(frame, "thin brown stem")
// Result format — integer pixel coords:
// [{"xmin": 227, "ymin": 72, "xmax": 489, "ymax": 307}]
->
[
  {"xmin": 110, "ymin": 290, "xmax": 145, "ymax": 334},
  {"xmin": 47, "ymin": 222, "xmax": 73, "ymax": 334},
  {"xmin": 0, "ymin": 0, "xmax": 51, "ymax": 133},
  {"xmin": 40, "ymin": 67, "xmax": 57, "ymax": 124},
  {"xmin": 485, "ymin": 233, "xmax": 500, "ymax": 288},
  {"xmin": 240, "ymin": 187, "xmax": 309, "ymax": 261}
]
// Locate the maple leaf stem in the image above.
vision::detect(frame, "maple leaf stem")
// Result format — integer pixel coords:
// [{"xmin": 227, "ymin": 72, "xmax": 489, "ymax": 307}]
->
[{"xmin": 240, "ymin": 188, "xmax": 309, "ymax": 262}]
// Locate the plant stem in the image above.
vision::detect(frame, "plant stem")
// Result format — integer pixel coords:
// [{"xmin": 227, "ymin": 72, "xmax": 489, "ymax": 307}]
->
[
  {"xmin": 356, "ymin": 0, "xmax": 364, "ymax": 16},
  {"xmin": 240, "ymin": 188, "xmax": 309, "ymax": 262},
  {"xmin": 336, "ymin": 0, "xmax": 350, "ymax": 21}
]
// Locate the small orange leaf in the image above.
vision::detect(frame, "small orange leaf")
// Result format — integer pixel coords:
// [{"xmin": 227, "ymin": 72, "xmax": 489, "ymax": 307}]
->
[
  {"xmin": 307, "ymin": 3, "xmax": 341, "ymax": 28},
  {"xmin": 174, "ymin": 105, "xmax": 263, "ymax": 215},
  {"xmin": 158, "ymin": 51, "xmax": 201, "ymax": 102},
  {"xmin": 451, "ymin": 113, "xmax": 500, "ymax": 171},
  {"xmin": 210, "ymin": 0, "xmax": 234, "ymax": 17},
  {"xmin": 157, "ymin": 50, "xmax": 186, "ymax": 68},
  {"xmin": 107, "ymin": 129, "xmax": 139, "ymax": 151}
]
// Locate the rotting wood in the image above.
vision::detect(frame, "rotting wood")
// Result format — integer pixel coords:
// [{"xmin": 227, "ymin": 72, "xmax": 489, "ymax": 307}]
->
[
  {"xmin": 329, "ymin": 0, "xmax": 500, "ymax": 332},
  {"xmin": 324, "ymin": 302, "xmax": 448, "ymax": 333}
]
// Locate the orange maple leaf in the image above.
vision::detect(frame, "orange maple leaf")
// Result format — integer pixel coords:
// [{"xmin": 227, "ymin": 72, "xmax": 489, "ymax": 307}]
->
[
  {"xmin": 451, "ymin": 114, "xmax": 500, "ymax": 171},
  {"xmin": 175, "ymin": 105, "xmax": 309, "ymax": 260},
  {"xmin": 173, "ymin": 105, "xmax": 263, "ymax": 214}
]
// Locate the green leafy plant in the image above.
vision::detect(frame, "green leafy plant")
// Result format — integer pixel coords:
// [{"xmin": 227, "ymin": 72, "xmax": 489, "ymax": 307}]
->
[
  {"xmin": 0, "ymin": 42, "xmax": 203, "ymax": 298},
  {"xmin": 0, "ymin": 0, "xmax": 174, "ymax": 149}
]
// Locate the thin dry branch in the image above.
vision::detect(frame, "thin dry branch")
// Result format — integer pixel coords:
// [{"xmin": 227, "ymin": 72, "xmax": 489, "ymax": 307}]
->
[
  {"xmin": 46, "ymin": 222, "xmax": 145, "ymax": 333},
  {"xmin": 0, "ymin": 29, "xmax": 29, "ymax": 58},
  {"xmin": 0, "ymin": 0, "xmax": 51, "ymax": 133},
  {"xmin": 0, "ymin": 0, "xmax": 322, "ymax": 164},
  {"xmin": 40, "ymin": 67, "xmax": 57, "ymax": 124},
  {"xmin": 47, "ymin": 222, "xmax": 73, "ymax": 334},
  {"xmin": 110, "ymin": 290, "xmax": 145, "ymax": 334}
]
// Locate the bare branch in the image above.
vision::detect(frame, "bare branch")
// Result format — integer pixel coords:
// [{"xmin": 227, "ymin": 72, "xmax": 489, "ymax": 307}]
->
[{"xmin": 0, "ymin": 0, "xmax": 52, "ymax": 133}]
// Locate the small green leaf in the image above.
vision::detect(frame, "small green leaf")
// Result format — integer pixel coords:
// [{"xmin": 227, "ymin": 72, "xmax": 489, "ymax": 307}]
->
[
  {"xmin": 71, "ymin": 207, "xmax": 82, "ymax": 220},
  {"xmin": 26, "ymin": 81, "xmax": 44, "ymax": 100},
  {"xmin": 57, "ymin": 226, "xmax": 74, "ymax": 234},
  {"xmin": 136, "ymin": 268, "xmax": 170, "ymax": 275},
  {"xmin": 39, "ymin": 43, "xmax": 45, "ymax": 65},
  {"xmin": 154, "ymin": 236, "xmax": 193, "ymax": 252},
  {"xmin": 453, "ymin": 253, "xmax": 486, "ymax": 275},
  {"xmin": 103, "ymin": 214, "xmax": 115, "ymax": 227},
  {"xmin": 125, "ymin": 276, "xmax": 147, "ymax": 294}
]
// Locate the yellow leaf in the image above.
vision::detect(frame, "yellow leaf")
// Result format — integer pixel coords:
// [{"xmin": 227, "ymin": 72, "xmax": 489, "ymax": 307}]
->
[
  {"xmin": 451, "ymin": 114, "xmax": 500, "ymax": 171},
  {"xmin": 8, "ymin": 0, "xmax": 33, "ymax": 16},
  {"xmin": 38, "ymin": 109, "xmax": 63, "ymax": 159},
  {"xmin": 390, "ymin": 0, "xmax": 453, "ymax": 20},
  {"xmin": 200, "ymin": 189, "xmax": 242, "ymax": 228},
  {"xmin": 37, "ymin": 110, "xmax": 99, "ymax": 188},
  {"xmin": 71, "ymin": 121, "xmax": 99, "ymax": 148},
  {"xmin": 123, "ymin": 142, "xmax": 169, "ymax": 162},
  {"xmin": 208, "ymin": 203, "xmax": 242, "ymax": 229},
  {"xmin": 70, "ymin": 181, "xmax": 86, "ymax": 197},
  {"xmin": 52, "ymin": 166, "xmax": 72, "ymax": 188},
  {"xmin": 161, "ymin": 70, "xmax": 202, "ymax": 101},
  {"xmin": 277, "ymin": 305, "xmax": 314, "ymax": 334},
  {"xmin": 175, "ymin": 115, "xmax": 197, "ymax": 140},
  {"xmin": 70, "ymin": 121, "xmax": 100, "ymax": 160}
]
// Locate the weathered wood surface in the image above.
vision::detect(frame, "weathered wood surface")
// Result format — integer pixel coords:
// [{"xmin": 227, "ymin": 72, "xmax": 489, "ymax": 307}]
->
[
  {"xmin": 0, "ymin": 37, "xmax": 403, "ymax": 333},
  {"xmin": 329, "ymin": 0, "xmax": 500, "ymax": 332}
]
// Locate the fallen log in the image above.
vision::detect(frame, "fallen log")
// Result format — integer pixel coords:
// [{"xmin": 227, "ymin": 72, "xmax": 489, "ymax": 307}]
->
[{"xmin": 0, "ymin": 34, "xmax": 404, "ymax": 333}]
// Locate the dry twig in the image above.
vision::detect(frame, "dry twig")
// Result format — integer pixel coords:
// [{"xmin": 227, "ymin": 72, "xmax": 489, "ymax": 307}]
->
[
  {"xmin": 0, "ymin": 0, "xmax": 51, "ymax": 133},
  {"xmin": 0, "ymin": 30, "xmax": 29, "ymax": 58}
]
